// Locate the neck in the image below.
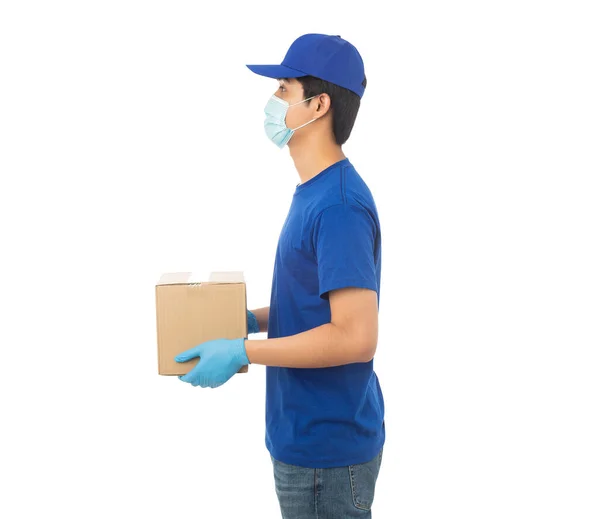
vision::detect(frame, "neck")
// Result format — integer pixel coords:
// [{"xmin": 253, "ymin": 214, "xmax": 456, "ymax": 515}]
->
[{"xmin": 288, "ymin": 131, "xmax": 346, "ymax": 185}]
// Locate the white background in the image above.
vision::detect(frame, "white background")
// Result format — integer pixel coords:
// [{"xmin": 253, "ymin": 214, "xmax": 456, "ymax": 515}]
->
[{"xmin": 1, "ymin": 1, "xmax": 599, "ymax": 518}]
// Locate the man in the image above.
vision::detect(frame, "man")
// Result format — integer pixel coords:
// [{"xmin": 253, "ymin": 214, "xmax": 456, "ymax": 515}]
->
[{"xmin": 175, "ymin": 34, "xmax": 385, "ymax": 518}]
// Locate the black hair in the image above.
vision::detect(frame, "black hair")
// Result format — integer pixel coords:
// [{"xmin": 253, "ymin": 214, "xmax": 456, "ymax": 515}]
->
[{"xmin": 280, "ymin": 75, "xmax": 367, "ymax": 146}]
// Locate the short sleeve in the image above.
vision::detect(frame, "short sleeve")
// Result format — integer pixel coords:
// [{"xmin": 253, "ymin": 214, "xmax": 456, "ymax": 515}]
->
[{"xmin": 312, "ymin": 203, "xmax": 378, "ymax": 300}]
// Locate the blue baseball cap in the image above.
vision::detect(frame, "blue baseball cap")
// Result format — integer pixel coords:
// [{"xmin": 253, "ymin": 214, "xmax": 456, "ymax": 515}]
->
[{"xmin": 246, "ymin": 34, "xmax": 366, "ymax": 98}]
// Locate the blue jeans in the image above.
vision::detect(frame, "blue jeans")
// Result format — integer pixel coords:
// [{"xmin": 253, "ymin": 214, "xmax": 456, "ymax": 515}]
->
[{"xmin": 271, "ymin": 448, "xmax": 383, "ymax": 518}]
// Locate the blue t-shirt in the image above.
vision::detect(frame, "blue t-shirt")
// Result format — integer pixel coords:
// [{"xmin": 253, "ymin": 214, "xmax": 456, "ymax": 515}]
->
[{"xmin": 266, "ymin": 157, "xmax": 385, "ymax": 468}]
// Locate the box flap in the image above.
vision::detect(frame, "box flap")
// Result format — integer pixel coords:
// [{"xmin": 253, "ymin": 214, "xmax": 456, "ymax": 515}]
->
[
  {"xmin": 157, "ymin": 271, "xmax": 244, "ymax": 286},
  {"xmin": 157, "ymin": 272, "xmax": 193, "ymax": 286},
  {"xmin": 208, "ymin": 271, "xmax": 245, "ymax": 283}
]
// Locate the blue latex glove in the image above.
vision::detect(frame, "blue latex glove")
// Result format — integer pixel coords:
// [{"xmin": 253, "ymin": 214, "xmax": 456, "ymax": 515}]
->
[
  {"xmin": 175, "ymin": 338, "xmax": 249, "ymax": 388},
  {"xmin": 247, "ymin": 309, "xmax": 260, "ymax": 334}
]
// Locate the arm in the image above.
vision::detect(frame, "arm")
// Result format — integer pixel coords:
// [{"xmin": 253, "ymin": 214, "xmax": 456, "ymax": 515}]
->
[
  {"xmin": 246, "ymin": 204, "xmax": 380, "ymax": 368},
  {"xmin": 175, "ymin": 204, "xmax": 379, "ymax": 388},
  {"xmin": 249, "ymin": 306, "xmax": 270, "ymax": 333},
  {"xmin": 245, "ymin": 287, "xmax": 377, "ymax": 368}
]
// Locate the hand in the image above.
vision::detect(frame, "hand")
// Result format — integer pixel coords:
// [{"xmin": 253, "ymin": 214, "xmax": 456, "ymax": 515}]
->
[
  {"xmin": 175, "ymin": 338, "xmax": 249, "ymax": 388},
  {"xmin": 247, "ymin": 309, "xmax": 260, "ymax": 335}
]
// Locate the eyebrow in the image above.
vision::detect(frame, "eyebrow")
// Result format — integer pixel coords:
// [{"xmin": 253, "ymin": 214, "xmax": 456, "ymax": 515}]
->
[{"xmin": 277, "ymin": 78, "xmax": 290, "ymax": 85}]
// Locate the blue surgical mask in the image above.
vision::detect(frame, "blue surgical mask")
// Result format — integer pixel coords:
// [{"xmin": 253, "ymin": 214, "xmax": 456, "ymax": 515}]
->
[{"xmin": 263, "ymin": 94, "xmax": 319, "ymax": 148}]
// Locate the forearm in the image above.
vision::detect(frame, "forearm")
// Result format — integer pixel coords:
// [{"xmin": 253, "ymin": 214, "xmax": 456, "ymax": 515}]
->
[
  {"xmin": 244, "ymin": 322, "xmax": 371, "ymax": 368},
  {"xmin": 250, "ymin": 306, "xmax": 270, "ymax": 333}
]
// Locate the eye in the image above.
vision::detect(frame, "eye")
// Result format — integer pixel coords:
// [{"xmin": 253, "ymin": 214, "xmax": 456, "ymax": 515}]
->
[{"xmin": 278, "ymin": 85, "xmax": 286, "ymax": 92}]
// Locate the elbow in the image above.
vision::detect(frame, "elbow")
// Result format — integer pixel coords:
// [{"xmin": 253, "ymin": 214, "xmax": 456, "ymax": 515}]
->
[
  {"xmin": 356, "ymin": 333, "xmax": 378, "ymax": 363},
  {"xmin": 333, "ymin": 320, "xmax": 378, "ymax": 364},
  {"xmin": 360, "ymin": 341, "xmax": 377, "ymax": 363}
]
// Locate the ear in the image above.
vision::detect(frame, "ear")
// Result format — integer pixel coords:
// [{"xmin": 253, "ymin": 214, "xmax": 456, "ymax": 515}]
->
[{"xmin": 315, "ymin": 93, "xmax": 332, "ymax": 116}]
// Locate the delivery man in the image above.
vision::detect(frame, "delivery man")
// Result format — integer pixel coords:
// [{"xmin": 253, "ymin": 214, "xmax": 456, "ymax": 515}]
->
[{"xmin": 175, "ymin": 33, "xmax": 385, "ymax": 518}]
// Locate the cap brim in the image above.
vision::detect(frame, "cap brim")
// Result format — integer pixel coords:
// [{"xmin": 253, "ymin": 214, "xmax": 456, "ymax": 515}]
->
[{"xmin": 246, "ymin": 64, "xmax": 307, "ymax": 79}]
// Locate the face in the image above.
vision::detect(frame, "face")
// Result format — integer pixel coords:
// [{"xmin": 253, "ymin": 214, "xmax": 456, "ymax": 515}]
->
[{"xmin": 274, "ymin": 78, "xmax": 320, "ymax": 132}]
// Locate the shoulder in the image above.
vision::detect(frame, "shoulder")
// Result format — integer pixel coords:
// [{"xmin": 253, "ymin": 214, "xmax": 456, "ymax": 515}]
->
[{"xmin": 313, "ymin": 164, "xmax": 375, "ymax": 211}]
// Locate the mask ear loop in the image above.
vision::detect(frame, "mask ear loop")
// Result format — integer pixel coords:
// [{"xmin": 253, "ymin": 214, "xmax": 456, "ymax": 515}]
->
[
  {"xmin": 288, "ymin": 94, "xmax": 321, "ymax": 131},
  {"xmin": 288, "ymin": 94, "xmax": 319, "ymax": 107},
  {"xmin": 290, "ymin": 117, "xmax": 317, "ymax": 131}
]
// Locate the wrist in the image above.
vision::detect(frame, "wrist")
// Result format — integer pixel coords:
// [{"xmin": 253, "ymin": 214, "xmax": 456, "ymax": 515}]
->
[
  {"xmin": 247, "ymin": 309, "xmax": 260, "ymax": 334},
  {"xmin": 241, "ymin": 338, "xmax": 251, "ymax": 364}
]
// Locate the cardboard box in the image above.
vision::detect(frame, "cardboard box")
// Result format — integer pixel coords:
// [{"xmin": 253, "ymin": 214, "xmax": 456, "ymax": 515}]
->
[{"xmin": 155, "ymin": 271, "xmax": 249, "ymax": 376}]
